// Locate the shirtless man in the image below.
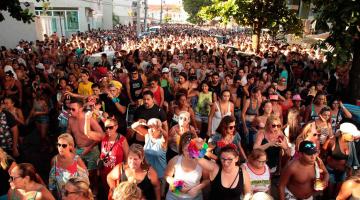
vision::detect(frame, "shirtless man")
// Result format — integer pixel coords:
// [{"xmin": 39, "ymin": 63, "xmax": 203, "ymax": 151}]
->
[
  {"xmin": 66, "ymin": 99, "xmax": 104, "ymax": 195},
  {"xmin": 279, "ymin": 141, "xmax": 329, "ymax": 200}
]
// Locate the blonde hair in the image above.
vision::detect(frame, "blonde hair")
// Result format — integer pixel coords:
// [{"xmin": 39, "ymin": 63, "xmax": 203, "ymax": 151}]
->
[
  {"xmin": 58, "ymin": 133, "xmax": 75, "ymax": 151},
  {"xmin": 112, "ymin": 181, "xmax": 142, "ymax": 200},
  {"xmin": 0, "ymin": 147, "xmax": 10, "ymax": 170},
  {"xmin": 265, "ymin": 114, "xmax": 282, "ymax": 131},
  {"xmin": 66, "ymin": 177, "xmax": 93, "ymax": 200}
]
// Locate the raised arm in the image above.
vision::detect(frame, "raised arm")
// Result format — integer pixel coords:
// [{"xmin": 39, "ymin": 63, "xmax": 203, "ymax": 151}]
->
[{"xmin": 84, "ymin": 112, "xmax": 105, "ymax": 141}]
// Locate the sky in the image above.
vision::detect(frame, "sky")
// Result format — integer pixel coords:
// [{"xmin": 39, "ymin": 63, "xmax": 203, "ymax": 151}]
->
[{"xmin": 148, "ymin": 0, "xmax": 182, "ymax": 5}]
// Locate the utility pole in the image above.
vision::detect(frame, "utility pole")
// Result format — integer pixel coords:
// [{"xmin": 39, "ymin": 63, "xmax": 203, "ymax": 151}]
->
[
  {"xmin": 160, "ymin": 0, "xmax": 164, "ymax": 24},
  {"xmin": 144, "ymin": 0, "xmax": 148, "ymax": 31},
  {"xmin": 136, "ymin": 0, "xmax": 141, "ymax": 36}
]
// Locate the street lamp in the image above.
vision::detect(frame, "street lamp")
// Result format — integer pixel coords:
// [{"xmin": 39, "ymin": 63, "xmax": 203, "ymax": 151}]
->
[{"xmin": 160, "ymin": 0, "xmax": 165, "ymax": 24}]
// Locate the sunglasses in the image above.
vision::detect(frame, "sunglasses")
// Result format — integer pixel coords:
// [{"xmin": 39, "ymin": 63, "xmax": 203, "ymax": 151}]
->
[
  {"xmin": 57, "ymin": 143, "xmax": 68, "ymax": 148},
  {"xmin": 69, "ymin": 108, "xmax": 76, "ymax": 112},
  {"xmin": 228, "ymin": 125, "xmax": 235, "ymax": 130},
  {"xmin": 105, "ymin": 125, "xmax": 116, "ymax": 130},
  {"xmin": 272, "ymin": 124, "xmax": 281, "ymax": 128},
  {"xmin": 9, "ymin": 176, "xmax": 21, "ymax": 182}
]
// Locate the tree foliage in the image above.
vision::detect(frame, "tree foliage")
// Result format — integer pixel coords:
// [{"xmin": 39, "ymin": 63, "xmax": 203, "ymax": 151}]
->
[
  {"xmin": 198, "ymin": 0, "xmax": 303, "ymax": 50},
  {"xmin": 0, "ymin": 0, "xmax": 44, "ymax": 23},
  {"xmin": 311, "ymin": 0, "xmax": 360, "ymax": 102},
  {"xmin": 183, "ymin": 0, "xmax": 211, "ymax": 24}
]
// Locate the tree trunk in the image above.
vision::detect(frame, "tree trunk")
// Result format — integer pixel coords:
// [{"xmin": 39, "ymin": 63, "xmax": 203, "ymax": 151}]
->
[
  {"xmin": 252, "ymin": 22, "xmax": 261, "ymax": 53},
  {"xmin": 348, "ymin": 39, "xmax": 360, "ymax": 104}
]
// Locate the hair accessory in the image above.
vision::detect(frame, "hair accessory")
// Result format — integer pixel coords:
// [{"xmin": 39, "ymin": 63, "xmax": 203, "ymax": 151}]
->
[
  {"xmin": 170, "ymin": 180, "xmax": 185, "ymax": 195},
  {"xmin": 188, "ymin": 140, "xmax": 208, "ymax": 159}
]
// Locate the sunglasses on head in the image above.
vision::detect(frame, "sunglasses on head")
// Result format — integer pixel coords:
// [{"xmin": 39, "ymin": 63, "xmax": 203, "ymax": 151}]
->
[
  {"xmin": 57, "ymin": 143, "xmax": 68, "ymax": 148},
  {"xmin": 272, "ymin": 124, "xmax": 281, "ymax": 128}
]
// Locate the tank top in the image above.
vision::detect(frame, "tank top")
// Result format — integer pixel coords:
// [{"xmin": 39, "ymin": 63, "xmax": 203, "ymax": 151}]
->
[
  {"xmin": 172, "ymin": 156, "xmax": 202, "ymax": 198},
  {"xmin": 152, "ymin": 86, "xmax": 162, "ymax": 106},
  {"xmin": 330, "ymin": 137, "xmax": 349, "ymax": 161},
  {"xmin": 120, "ymin": 165, "xmax": 156, "ymax": 200},
  {"xmin": 246, "ymin": 98, "xmax": 259, "ymax": 116},
  {"xmin": 211, "ymin": 102, "xmax": 232, "ymax": 134},
  {"xmin": 261, "ymin": 137, "xmax": 281, "ymax": 170},
  {"xmin": 143, "ymin": 134, "xmax": 166, "ymax": 178},
  {"xmin": 242, "ymin": 163, "xmax": 270, "ymax": 193},
  {"xmin": 129, "ymin": 76, "xmax": 143, "ymax": 100},
  {"xmin": 210, "ymin": 167, "xmax": 244, "ymax": 200},
  {"xmin": 311, "ymin": 104, "xmax": 319, "ymax": 120}
]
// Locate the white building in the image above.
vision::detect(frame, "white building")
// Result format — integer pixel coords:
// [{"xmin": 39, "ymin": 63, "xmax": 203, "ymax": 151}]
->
[
  {"xmin": 0, "ymin": 0, "xmax": 114, "ymax": 48},
  {"xmin": 30, "ymin": 0, "xmax": 113, "ymax": 37},
  {"xmin": 113, "ymin": 0, "xmax": 133, "ymax": 25}
]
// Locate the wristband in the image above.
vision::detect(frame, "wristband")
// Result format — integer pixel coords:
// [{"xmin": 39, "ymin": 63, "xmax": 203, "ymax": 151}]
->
[{"xmin": 112, "ymin": 97, "xmax": 119, "ymax": 103}]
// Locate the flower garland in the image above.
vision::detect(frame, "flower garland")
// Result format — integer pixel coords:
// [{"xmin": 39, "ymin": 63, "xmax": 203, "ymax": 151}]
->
[
  {"xmin": 188, "ymin": 140, "xmax": 208, "ymax": 159},
  {"xmin": 170, "ymin": 180, "xmax": 185, "ymax": 195}
]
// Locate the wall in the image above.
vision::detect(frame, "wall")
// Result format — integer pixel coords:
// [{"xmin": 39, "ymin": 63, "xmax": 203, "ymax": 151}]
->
[{"xmin": 0, "ymin": 3, "xmax": 39, "ymax": 48}]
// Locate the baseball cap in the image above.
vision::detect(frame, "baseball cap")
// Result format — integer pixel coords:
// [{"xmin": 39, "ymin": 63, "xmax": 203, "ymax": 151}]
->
[
  {"xmin": 340, "ymin": 122, "xmax": 360, "ymax": 137},
  {"xmin": 292, "ymin": 94, "xmax": 302, "ymax": 101},
  {"xmin": 299, "ymin": 141, "xmax": 317, "ymax": 155},
  {"xmin": 162, "ymin": 68, "xmax": 170, "ymax": 73}
]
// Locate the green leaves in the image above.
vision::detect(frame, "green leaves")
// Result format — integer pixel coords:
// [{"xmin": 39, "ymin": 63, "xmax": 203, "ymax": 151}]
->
[
  {"xmin": 312, "ymin": 0, "xmax": 360, "ymax": 68},
  {"xmin": 0, "ymin": 0, "xmax": 44, "ymax": 23},
  {"xmin": 183, "ymin": 0, "xmax": 212, "ymax": 24}
]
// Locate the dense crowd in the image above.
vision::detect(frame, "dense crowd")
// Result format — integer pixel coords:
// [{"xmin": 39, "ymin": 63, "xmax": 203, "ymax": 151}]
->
[{"xmin": 0, "ymin": 24, "xmax": 359, "ymax": 200}]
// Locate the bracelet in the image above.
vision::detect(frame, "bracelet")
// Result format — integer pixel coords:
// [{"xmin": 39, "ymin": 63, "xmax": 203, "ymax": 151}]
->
[{"xmin": 112, "ymin": 97, "xmax": 119, "ymax": 103}]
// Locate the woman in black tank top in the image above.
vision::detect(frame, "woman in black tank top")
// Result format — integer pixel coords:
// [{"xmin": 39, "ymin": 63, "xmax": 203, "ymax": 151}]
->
[
  {"xmin": 107, "ymin": 144, "xmax": 161, "ymax": 200},
  {"xmin": 196, "ymin": 143, "xmax": 251, "ymax": 200}
]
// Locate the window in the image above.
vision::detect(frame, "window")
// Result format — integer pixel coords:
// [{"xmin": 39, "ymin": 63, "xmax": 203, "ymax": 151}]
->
[{"xmin": 66, "ymin": 11, "xmax": 79, "ymax": 30}]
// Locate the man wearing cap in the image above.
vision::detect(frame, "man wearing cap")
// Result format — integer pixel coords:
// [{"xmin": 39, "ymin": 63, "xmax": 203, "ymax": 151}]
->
[{"xmin": 279, "ymin": 141, "xmax": 329, "ymax": 200}]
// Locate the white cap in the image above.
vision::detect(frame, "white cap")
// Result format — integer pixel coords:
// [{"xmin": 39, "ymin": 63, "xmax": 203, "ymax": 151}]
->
[
  {"xmin": 162, "ymin": 68, "xmax": 170, "ymax": 73},
  {"xmin": 36, "ymin": 63, "xmax": 45, "ymax": 70},
  {"xmin": 340, "ymin": 122, "xmax": 360, "ymax": 137}
]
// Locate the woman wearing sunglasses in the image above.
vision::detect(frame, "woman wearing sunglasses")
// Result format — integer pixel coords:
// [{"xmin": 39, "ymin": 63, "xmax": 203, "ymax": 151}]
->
[
  {"xmin": 253, "ymin": 115, "xmax": 290, "ymax": 174},
  {"xmin": 49, "ymin": 133, "xmax": 89, "ymax": 199},
  {"xmin": 100, "ymin": 119, "xmax": 129, "ymax": 197},
  {"xmin": 195, "ymin": 142, "xmax": 251, "ymax": 200},
  {"xmin": 63, "ymin": 177, "xmax": 94, "ymax": 200},
  {"xmin": 241, "ymin": 149, "xmax": 270, "ymax": 193},
  {"xmin": 208, "ymin": 116, "xmax": 247, "ymax": 161},
  {"xmin": 8, "ymin": 163, "xmax": 55, "ymax": 200}
]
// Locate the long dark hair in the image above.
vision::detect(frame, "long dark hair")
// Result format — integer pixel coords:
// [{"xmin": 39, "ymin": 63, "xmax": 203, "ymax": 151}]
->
[{"xmin": 216, "ymin": 116, "xmax": 236, "ymax": 137}]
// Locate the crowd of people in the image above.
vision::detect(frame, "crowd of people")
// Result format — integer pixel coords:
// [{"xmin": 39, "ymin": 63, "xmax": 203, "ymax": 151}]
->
[{"xmin": 0, "ymin": 24, "xmax": 359, "ymax": 200}]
